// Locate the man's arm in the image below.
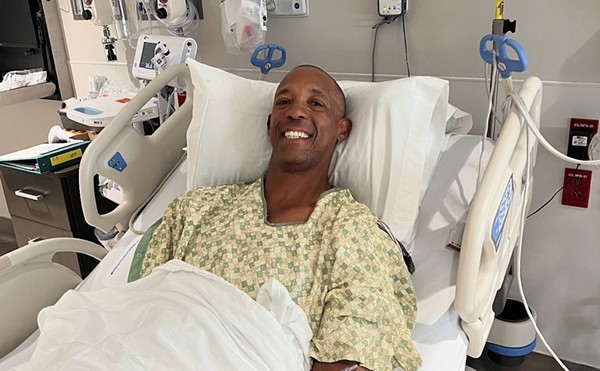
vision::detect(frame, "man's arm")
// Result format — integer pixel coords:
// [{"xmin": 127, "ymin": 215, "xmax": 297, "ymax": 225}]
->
[
  {"xmin": 312, "ymin": 360, "xmax": 370, "ymax": 371},
  {"xmin": 309, "ymin": 215, "xmax": 421, "ymax": 371}
]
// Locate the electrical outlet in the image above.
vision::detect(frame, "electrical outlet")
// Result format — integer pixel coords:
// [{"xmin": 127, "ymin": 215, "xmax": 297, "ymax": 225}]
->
[
  {"xmin": 567, "ymin": 118, "xmax": 599, "ymax": 161},
  {"xmin": 378, "ymin": 0, "xmax": 407, "ymax": 16},
  {"xmin": 561, "ymin": 168, "xmax": 592, "ymax": 208}
]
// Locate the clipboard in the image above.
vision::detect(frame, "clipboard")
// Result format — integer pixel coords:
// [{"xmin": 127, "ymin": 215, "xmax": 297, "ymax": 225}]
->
[{"xmin": 0, "ymin": 141, "xmax": 90, "ymax": 174}]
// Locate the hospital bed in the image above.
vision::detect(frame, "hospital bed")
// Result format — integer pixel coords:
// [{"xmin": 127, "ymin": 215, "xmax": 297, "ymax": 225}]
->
[{"xmin": 0, "ymin": 61, "xmax": 542, "ymax": 370}]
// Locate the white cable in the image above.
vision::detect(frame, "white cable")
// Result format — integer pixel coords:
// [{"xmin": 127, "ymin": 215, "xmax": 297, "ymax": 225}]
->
[
  {"xmin": 509, "ymin": 92, "xmax": 600, "ymax": 166},
  {"xmin": 512, "ymin": 109, "xmax": 571, "ymax": 370},
  {"xmin": 143, "ymin": 0, "xmax": 198, "ymax": 32},
  {"xmin": 484, "ymin": 62, "xmax": 509, "ymax": 139},
  {"xmin": 478, "ymin": 58, "xmax": 498, "ymax": 185},
  {"xmin": 587, "ymin": 132, "xmax": 600, "ymax": 167},
  {"xmin": 128, "ymin": 0, "xmax": 199, "ymax": 48},
  {"xmin": 477, "ymin": 57, "xmax": 580, "ymax": 371}
]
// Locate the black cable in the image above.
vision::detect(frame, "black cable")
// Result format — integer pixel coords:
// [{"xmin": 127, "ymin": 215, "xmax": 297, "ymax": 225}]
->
[
  {"xmin": 401, "ymin": 13, "xmax": 411, "ymax": 77},
  {"xmin": 527, "ymin": 164, "xmax": 580, "ymax": 218},
  {"xmin": 371, "ymin": 23, "xmax": 382, "ymax": 82},
  {"xmin": 526, "ymin": 186, "xmax": 563, "ymax": 219},
  {"xmin": 371, "ymin": 16, "xmax": 399, "ymax": 82}
]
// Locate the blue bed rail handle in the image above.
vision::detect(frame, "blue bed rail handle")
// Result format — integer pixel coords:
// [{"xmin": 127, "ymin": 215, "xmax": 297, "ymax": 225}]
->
[
  {"xmin": 251, "ymin": 44, "xmax": 287, "ymax": 75},
  {"xmin": 480, "ymin": 34, "xmax": 528, "ymax": 78}
]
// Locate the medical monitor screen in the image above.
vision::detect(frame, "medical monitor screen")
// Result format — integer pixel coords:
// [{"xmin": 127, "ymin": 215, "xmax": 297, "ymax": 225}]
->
[
  {"xmin": 139, "ymin": 42, "xmax": 158, "ymax": 70},
  {"xmin": 0, "ymin": 0, "xmax": 39, "ymax": 48}
]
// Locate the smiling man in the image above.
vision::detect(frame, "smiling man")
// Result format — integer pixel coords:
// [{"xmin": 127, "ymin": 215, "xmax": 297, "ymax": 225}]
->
[
  {"xmin": 264, "ymin": 65, "xmax": 351, "ymax": 224},
  {"xmin": 136, "ymin": 65, "xmax": 421, "ymax": 371}
]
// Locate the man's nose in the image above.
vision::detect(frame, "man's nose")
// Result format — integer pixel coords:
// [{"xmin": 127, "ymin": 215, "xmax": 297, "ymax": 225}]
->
[{"xmin": 286, "ymin": 102, "xmax": 308, "ymax": 119}]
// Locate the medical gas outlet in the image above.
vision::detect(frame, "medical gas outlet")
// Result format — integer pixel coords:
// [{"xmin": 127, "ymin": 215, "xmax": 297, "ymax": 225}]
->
[
  {"xmin": 266, "ymin": 0, "xmax": 308, "ymax": 16},
  {"xmin": 81, "ymin": 0, "xmax": 119, "ymax": 61},
  {"xmin": 82, "ymin": 0, "xmax": 112, "ymax": 25},
  {"xmin": 378, "ymin": 0, "xmax": 407, "ymax": 16},
  {"xmin": 156, "ymin": 0, "xmax": 187, "ymax": 23}
]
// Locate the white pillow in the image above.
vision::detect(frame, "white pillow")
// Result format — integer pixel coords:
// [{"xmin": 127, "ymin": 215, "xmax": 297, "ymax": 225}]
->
[
  {"xmin": 186, "ymin": 62, "xmax": 274, "ymax": 187},
  {"xmin": 186, "ymin": 60, "xmax": 449, "ymax": 249},
  {"xmin": 331, "ymin": 79, "xmax": 449, "ymax": 249}
]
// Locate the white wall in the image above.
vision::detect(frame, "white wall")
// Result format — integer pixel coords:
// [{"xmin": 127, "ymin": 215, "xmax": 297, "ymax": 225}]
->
[{"xmin": 56, "ymin": 0, "xmax": 600, "ymax": 367}]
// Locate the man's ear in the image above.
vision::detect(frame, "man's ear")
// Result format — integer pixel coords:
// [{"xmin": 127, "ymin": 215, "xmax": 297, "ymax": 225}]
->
[
  {"xmin": 337, "ymin": 117, "xmax": 352, "ymax": 142},
  {"xmin": 266, "ymin": 114, "xmax": 272, "ymax": 131}
]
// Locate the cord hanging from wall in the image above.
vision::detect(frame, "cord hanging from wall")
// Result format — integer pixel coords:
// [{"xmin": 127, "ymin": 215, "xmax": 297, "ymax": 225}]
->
[{"xmin": 370, "ymin": 4, "xmax": 411, "ymax": 82}]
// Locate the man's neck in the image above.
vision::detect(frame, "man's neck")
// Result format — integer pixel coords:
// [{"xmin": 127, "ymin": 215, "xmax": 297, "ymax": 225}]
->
[{"xmin": 263, "ymin": 168, "xmax": 332, "ymax": 224}]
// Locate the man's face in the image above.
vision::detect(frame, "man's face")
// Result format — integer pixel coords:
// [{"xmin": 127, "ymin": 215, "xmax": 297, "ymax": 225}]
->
[{"xmin": 267, "ymin": 66, "xmax": 351, "ymax": 173}]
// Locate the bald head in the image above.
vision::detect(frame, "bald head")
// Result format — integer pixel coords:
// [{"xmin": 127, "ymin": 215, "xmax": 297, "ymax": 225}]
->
[
  {"xmin": 285, "ymin": 65, "xmax": 347, "ymax": 118},
  {"xmin": 267, "ymin": 63, "xmax": 353, "ymax": 176}
]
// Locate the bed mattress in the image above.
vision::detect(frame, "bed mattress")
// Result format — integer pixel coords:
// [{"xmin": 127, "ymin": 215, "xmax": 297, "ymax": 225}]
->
[
  {"xmin": 409, "ymin": 134, "xmax": 492, "ymax": 370},
  {"xmin": 0, "ymin": 134, "xmax": 492, "ymax": 370}
]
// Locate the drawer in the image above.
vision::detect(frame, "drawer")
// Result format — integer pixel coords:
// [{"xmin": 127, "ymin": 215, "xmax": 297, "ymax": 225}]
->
[
  {"xmin": 11, "ymin": 215, "xmax": 81, "ymax": 277},
  {"xmin": 0, "ymin": 167, "xmax": 71, "ymax": 230},
  {"xmin": 11, "ymin": 215, "xmax": 73, "ymax": 247}
]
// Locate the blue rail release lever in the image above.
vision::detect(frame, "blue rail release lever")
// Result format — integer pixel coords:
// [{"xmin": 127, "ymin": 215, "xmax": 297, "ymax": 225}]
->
[
  {"xmin": 251, "ymin": 44, "xmax": 287, "ymax": 75},
  {"xmin": 480, "ymin": 34, "xmax": 528, "ymax": 78}
]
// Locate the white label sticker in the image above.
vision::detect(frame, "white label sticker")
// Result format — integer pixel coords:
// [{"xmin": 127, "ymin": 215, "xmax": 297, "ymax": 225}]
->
[
  {"xmin": 260, "ymin": 0, "xmax": 268, "ymax": 31},
  {"xmin": 572, "ymin": 135, "xmax": 588, "ymax": 147}
]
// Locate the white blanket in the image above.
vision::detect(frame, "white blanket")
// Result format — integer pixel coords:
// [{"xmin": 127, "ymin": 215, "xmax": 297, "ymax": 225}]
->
[{"xmin": 13, "ymin": 260, "xmax": 312, "ymax": 371}]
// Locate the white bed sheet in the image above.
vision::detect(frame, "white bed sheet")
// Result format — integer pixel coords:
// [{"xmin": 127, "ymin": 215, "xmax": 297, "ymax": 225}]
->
[
  {"xmin": 410, "ymin": 134, "xmax": 493, "ymax": 370},
  {"xmin": 0, "ymin": 134, "xmax": 492, "ymax": 370},
  {"xmin": 11, "ymin": 261, "xmax": 311, "ymax": 371}
]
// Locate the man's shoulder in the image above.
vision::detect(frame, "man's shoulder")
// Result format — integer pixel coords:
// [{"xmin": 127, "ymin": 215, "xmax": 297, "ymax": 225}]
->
[
  {"xmin": 177, "ymin": 180, "xmax": 260, "ymax": 203},
  {"xmin": 327, "ymin": 189, "xmax": 397, "ymax": 254},
  {"xmin": 329, "ymin": 188, "xmax": 378, "ymax": 225}
]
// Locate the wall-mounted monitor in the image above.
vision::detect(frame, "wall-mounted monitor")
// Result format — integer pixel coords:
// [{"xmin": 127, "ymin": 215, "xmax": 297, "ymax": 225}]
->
[
  {"xmin": 0, "ymin": 0, "xmax": 40, "ymax": 49},
  {"xmin": 131, "ymin": 34, "xmax": 197, "ymax": 86}
]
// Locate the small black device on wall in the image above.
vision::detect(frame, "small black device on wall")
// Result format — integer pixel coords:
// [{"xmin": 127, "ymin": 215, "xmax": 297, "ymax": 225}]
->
[{"xmin": 567, "ymin": 118, "xmax": 599, "ymax": 161}]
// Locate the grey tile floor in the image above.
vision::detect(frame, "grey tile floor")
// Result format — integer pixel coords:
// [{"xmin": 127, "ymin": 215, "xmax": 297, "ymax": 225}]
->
[{"xmin": 467, "ymin": 351, "xmax": 599, "ymax": 371}]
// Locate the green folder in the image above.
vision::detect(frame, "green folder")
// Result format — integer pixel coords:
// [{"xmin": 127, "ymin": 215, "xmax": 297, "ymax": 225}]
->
[{"xmin": 0, "ymin": 141, "xmax": 90, "ymax": 174}]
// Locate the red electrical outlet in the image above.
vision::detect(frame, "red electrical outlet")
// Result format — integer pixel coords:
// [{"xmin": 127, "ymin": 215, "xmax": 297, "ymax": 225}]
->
[{"xmin": 561, "ymin": 168, "xmax": 593, "ymax": 208}]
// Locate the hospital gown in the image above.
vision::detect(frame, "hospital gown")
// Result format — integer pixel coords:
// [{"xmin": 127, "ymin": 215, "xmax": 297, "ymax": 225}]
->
[{"xmin": 130, "ymin": 179, "xmax": 422, "ymax": 371}]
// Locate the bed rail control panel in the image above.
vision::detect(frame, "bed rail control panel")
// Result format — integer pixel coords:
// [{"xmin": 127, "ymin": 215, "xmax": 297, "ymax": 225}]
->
[
  {"xmin": 378, "ymin": 0, "xmax": 407, "ymax": 16},
  {"xmin": 108, "ymin": 152, "xmax": 128, "ymax": 172}
]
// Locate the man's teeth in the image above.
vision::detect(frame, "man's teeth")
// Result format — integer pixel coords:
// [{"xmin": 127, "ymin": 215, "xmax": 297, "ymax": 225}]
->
[{"xmin": 284, "ymin": 131, "xmax": 309, "ymax": 139}]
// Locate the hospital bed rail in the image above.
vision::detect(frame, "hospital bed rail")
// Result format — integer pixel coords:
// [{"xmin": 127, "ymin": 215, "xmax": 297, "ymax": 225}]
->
[
  {"xmin": 79, "ymin": 64, "xmax": 194, "ymax": 236},
  {"xmin": 0, "ymin": 65, "xmax": 544, "ymax": 363},
  {"xmin": 455, "ymin": 76, "xmax": 543, "ymax": 357},
  {"xmin": 0, "ymin": 238, "xmax": 107, "ymax": 357}
]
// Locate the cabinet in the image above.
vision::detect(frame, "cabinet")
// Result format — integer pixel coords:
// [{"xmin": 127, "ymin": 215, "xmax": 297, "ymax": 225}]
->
[{"xmin": 0, "ymin": 164, "xmax": 113, "ymax": 277}]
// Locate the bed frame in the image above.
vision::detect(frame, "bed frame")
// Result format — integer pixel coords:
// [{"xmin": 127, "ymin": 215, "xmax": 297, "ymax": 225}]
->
[
  {"xmin": 0, "ymin": 64, "xmax": 543, "ymax": 361},
  {"xmin": 455, "ymin": 76, "xmax": 542, "ymax": 357}
]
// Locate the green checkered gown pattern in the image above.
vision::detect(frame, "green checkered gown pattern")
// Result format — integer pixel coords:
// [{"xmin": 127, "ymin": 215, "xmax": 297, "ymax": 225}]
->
[{"xmin": 138, "ymin": 180, "xmax": 422, "ymax": 370}]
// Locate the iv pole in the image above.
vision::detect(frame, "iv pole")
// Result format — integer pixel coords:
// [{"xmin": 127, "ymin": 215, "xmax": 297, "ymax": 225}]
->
[{"xmin": 486, "ymin": 0, "xmax": 517, "ymax": 138}]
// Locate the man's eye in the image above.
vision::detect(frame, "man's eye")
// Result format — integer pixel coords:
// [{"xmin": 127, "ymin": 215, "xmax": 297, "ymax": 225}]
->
[
  {"xmin": 311, "ymin": 100, "xmax": 324, "ymax": 107},
  {"xmin": 276, "ymin": 99, "xmax": 290, "ymax": 105}
]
